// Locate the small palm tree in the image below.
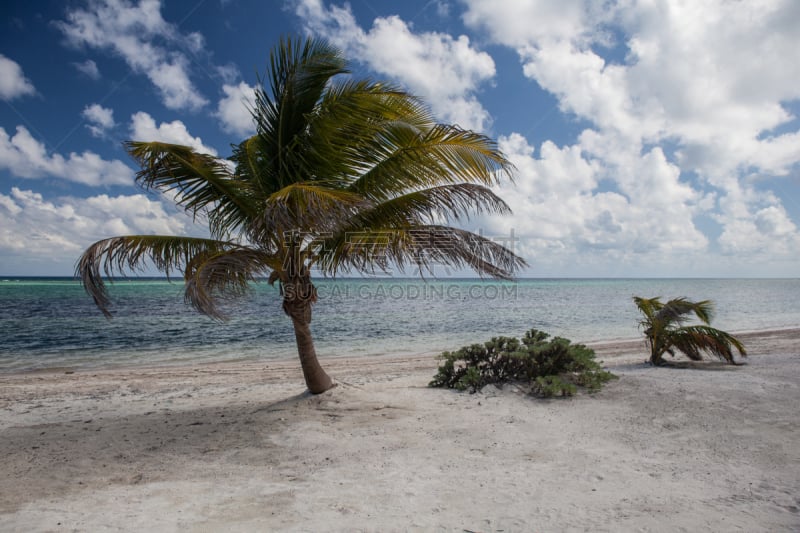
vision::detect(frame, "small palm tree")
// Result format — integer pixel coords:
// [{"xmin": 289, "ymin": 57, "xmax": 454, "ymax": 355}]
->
[
  {"xmin": 77, "ymin": 37, "xmax": 526, "ymax": 393},
  {"xmin": 633, "ymin": 296, "xmax": 746, "ymax": 366}
]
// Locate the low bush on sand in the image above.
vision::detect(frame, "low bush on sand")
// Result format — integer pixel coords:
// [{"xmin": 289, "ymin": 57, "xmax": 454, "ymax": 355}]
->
[{"xmin": 429, "ymin": 328, "xmax": 616, "ymax": 397}]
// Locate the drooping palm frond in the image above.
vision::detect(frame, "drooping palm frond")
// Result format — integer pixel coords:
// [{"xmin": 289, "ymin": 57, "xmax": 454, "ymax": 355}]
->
[
  {"xmin": 668, "ymin": 325, "xmax": 747, "ymax": 364},
  {"xmin": 314, "ymin": 225, "xmax": 526, "ymax": 279},
  {"xmin": 396, "ymin": 226, "xmax": 524, "ymax": 279},
  {"xmin": 77, "ymin": 235, "xmax": 240, "ymax": 317},
  {"xmin": 126, "ymin": 141, "xmax": 258, "ymax": 239},
  {"xmin": 183, "ymin": 247, "xmax": 281, "ymax": 319}
]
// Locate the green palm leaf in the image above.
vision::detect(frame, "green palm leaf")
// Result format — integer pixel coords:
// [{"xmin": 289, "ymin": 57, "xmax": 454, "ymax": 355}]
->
[
  {"xmin": 315, "ymin": 225, "xmax": 525, "ymax": 279},
  {"xmin": 655, "ymin": 297, "xmax": 714, "ymax": 326},
  {"xmin": 77, "ymin": 235, "xmax": 241, "ymax": 317},
  {"xmin": 126, "ymin": 141, "xmax": 258, "ymax": 238},
  {"xmin": 254, "ymin": 182, "xmax": 367, "ymax": 239},
  {"xmin": 184, "ymin": 248, "xmax": 281, "ymax": 319},
  {"xmin": 669, "ymin": 325, "xmax": 747, "ymax": 363},
  {"xmin": 351, "ymin": 183, "xmax": 511, "ymax": 229},
  {"xmin": 349, "ymin": 124, "xmax": 513, "ymax": 201},
  {"xmin": 254, "ymin": 37, "xmax": 348, "ymax": 191}
]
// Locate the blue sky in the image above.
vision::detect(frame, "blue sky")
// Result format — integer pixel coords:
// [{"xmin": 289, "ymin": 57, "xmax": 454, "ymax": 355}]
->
[{"xmin": 1, "ymin": 0, "xmax": 798, "ymax": 277}]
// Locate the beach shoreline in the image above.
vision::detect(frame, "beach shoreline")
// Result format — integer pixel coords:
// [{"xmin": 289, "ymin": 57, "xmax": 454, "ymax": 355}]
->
[{"xmin": 2, "ymin": 328, "xmax": 799, "ymax": 531}]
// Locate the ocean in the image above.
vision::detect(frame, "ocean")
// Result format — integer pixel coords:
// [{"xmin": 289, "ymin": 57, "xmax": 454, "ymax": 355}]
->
[{"xmin": 1, "ymin": 277, "xmax": 798, "ymax": 372}]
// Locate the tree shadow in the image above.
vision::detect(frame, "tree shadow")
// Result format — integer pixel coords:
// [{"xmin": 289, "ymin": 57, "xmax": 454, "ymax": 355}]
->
[
  {"xmin": 656, "ymin": 359, "xmax": 745, "ymax": 371},
  {"xmin": 0, "ymin": 388, "xmax": 329, "ymax": 513}
]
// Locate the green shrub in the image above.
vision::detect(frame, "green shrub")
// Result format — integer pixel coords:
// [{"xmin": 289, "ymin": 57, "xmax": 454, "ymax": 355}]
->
[{"xmin": 429, "ymin": 328, "xmax": 616, "ymax": 397}]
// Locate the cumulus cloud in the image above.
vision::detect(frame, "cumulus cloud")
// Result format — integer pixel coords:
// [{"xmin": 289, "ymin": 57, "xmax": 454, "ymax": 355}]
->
[
  {"xmin": 460, "ymin": 0, "xmax": 800, "ymax": 273},
  {"xmin": 55, "ymin": 0, "xmax": 207, "ymax": 110},
  {"xmin": 0, "ymin": 125, "xmax": 133, "ymax": 186},
  {"xmin": 488, "ymin": 133, "xmax": 708, "ymax": 258},
  {"xmin": 82, "ymin": 103, "xmax": 115, "ymax": 137},
  {"xmin": 295, "ymin": 0, "xmax": 496, "ymax": 131},
  {"xmin": 0, "ymin": 187, "xmax": 205, "ymax": 274},
  {"xmin": 129, "ymin": 111, "xmax": 218, "ymax": 155},
  {"xmin": 215, "ymin": 82, "xmax": 256, "ymax": 137},
  {"xmin": 464, "ymin": 0, "xmax": 800, "ymax": 173},
  {"xmin": 0, "ymin": 54, "xmax": 36, "ymax": 100},
  {"xmin": 714, "ymin": 186, "xmax": 800, "ymax": 256},
  {"xmin": 72, "ymin": 58, "xmax": 101, "ymax": 79}
]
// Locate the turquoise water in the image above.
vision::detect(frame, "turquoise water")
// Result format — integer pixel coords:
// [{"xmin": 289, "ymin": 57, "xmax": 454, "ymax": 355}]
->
[{"xmin": 1, "ymin": 277, "xmax": 798, "ymax": 371}]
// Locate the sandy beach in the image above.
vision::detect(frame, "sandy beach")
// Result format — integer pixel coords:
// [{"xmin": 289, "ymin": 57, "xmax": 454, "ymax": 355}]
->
[{"xmin": 1, "ymin": 329, "xmax": 799, "ymax": 532}]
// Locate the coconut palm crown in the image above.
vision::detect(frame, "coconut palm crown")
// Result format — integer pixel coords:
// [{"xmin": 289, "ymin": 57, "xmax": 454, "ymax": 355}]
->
[
  {"xmin": 77, "ymin": 37, "xmax": 527, "ymax": 393},
  {"xmin": 633, "ymin": 296, "xmax": 746, "ymax": 366}
]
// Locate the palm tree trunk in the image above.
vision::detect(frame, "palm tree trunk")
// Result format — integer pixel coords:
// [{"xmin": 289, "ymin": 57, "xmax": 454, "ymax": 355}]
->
[
  {"xmin": 281, "ymin": 270, "xmax": 334, "ymax": 394},
  {"xmin": 645, "ymin": 328, "xmax": 664, "ymax": 366},
  {"xmin": 290, "ymin": 316, "xmax": 334, "ymax": 393}
]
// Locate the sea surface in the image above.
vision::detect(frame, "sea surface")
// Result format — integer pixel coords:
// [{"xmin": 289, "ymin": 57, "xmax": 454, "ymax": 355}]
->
[{"xmin": 1, "ymin": 277, "xmax": 798, "ymax": 372}]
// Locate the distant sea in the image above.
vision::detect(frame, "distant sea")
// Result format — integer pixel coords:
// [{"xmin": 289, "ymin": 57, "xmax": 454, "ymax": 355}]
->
[{"xmin": 1, "ymin": 277, "xmax": 798, "ymax": 372}]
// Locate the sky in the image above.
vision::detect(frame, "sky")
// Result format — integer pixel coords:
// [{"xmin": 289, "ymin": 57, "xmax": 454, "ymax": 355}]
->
[{"xmin": 0, "ymin": 0, "xmax": 799, "ymax": 278}]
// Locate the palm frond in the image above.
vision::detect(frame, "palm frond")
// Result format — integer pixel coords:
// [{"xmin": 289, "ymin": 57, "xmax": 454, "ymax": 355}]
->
[
  {"xmin": 76, "ymin": 235, "xmax": 237, "ymax": 317},
  {"xmin": 656, "ymin": 297, "xmax": 714, "ymax": 326},
  {"xmin": 126, "ymin": 141, "xmax": 257, "ymax": 238},
  {"xmin": 354, "ymin": 183, "xmax": 511, "ymax": 228},
  {"xmin": 184, "ymin": 248, "xmax": 281, "ymax": 319},
  {"xmin": 253, "ymin": 36, "xmax": 348, "ymax": 190},
  {"xmin": 314, "ymin": 225, "xmax": 526, "ymax": 279},
  {"xmin": 633, "ymin": 296, "xmax": 662, "ymax": 320},
  {"xmin": 304, "ymin": 81, "xmax": 433, "ymax": 185},
  {"xmin": 250, "ymin": 183, "xmax": 368, "ymax": 242},
  {"xmin": 348, "ymin": 124, "xmax": 514, "ymax": 201},
  {"xmin": 318, "ymin": 79, "xmax": 432, "ymax": 130},
  {"xmin": 229, "ymin": 135, "xmax": 278, "ymax": 196},
  {"xmin": 668, "ymin": 325, "xmax": 747, "ymax": 363}
]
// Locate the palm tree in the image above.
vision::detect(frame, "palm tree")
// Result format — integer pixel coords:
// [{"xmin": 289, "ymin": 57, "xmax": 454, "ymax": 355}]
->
[
  {"xmin": 633, "ymin": 296, "xmax": 746, "ymax": 366},
  {"xmin": 77, "ymin": 37, "xmax": 526, "ymax": 393}
]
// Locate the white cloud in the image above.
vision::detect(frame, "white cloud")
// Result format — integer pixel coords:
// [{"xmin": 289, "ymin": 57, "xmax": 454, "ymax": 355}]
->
[
  {"xmin": 463, "ymin": 0, "xmax": 800, "ymax": 176},
  {"xmin": 129, "ymin": 111, "xmax": 217, "ymax": 156},
  {"xmin": 55, "ymin": 0, "xmax": 207, "ymax": 111},
  {"xmin": 490, "ymin": 133, "xmax": 708, "ymax": 257},
  {"xmin": 463, "ymin": 0, "xmax": 591, "ymax": 48},
  {"xmin": 714, "ymin": 186, "xmax": 800, "ymax": 256},
  {"xmin": 72, "ymin": 59, "xmax": 101, "ymax": 79},
  {"xmin": 82, "ymin": 103, "xmax": 116, "ymax": 137},
  {"xmin": 0, "ymin": 54, "xmax": 36, "ymax": 100},
  {"xmin": 215, "ymin": 63, "xmax": 240, "ymax": 85},
  {"xmin": 0, "ymin": 125, "xmax": 133, "ymax": 186},
  {"xmin": 460, "ymin": 0, "xmax": 800, "ymax": 273},
  {"xmin": 295, "ymin": 0, "xmax": 496, "ymax": 131},
  {"xmin": 0, "ymin": 187, "xmax": 206, "ymax": 274},
  {"xmin": 215, "ymin": 82, "xmax": 256, "ymax": 137}
]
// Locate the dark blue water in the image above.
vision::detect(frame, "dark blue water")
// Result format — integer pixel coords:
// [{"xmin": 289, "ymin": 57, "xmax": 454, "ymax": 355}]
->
[{"xmin": 1, "ymin": 277, "xmax": 798, "ymax": 371}]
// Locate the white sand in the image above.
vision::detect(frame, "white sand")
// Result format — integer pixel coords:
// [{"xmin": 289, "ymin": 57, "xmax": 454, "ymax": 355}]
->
[{"xmin": 1, "ymin": 329, "xmax": 799, "ymax": 531}]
